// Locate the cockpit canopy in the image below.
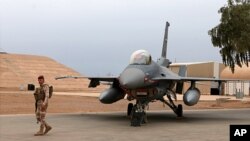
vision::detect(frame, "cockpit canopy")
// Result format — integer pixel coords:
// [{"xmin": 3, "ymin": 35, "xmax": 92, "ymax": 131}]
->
[{"xmin": 129, "ymin": 50, "xmax": 152, "ymax": 65}]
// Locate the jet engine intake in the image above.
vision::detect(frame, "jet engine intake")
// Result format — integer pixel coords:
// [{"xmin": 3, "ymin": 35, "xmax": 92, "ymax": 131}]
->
[
  {"xmin": 183, "ymin": 88, "xmax": 200, "ymax": 106},
  {"xmin": 99, "ymin": 87, "xmax": 125, "ymax": 104}
]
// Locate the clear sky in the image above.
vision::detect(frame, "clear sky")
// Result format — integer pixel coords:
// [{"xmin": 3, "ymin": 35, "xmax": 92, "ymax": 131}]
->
[{"xmin": 0, "ymin": 0, "xmax": 227, "ymax": 76}]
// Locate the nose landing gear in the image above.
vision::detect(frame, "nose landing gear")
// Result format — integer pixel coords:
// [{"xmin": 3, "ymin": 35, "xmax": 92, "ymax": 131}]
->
[{"xmin": 127, "ymin": 101, "xmax": 148, "ymax": 127}]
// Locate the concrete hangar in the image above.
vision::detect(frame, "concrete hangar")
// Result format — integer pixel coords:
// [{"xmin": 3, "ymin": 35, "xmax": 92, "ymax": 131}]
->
[{"xmin": 169, "ymin": 61, "xmax": 250, "ymax": 96}]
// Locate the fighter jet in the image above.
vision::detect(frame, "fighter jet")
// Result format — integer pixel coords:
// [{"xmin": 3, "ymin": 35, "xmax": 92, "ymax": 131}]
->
[{"xmin": 56, "ymin": 22, "xmax": 228, "ymax": 126}]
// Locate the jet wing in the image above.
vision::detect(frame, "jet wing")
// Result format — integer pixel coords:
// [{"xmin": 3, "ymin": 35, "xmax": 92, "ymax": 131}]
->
[
  {"xmin": 152, "ymin": 76, "xmax": 221, "ymax": 82},
  {"xmin": 152, "ymin": 75, "xmax": 243, "ymax": 82},
  {"xmin": 180, "ymin": 77, "xmax": 221, "ymax": 82},
  {"xmin": 86, "ymin": 76, "xmax": 118, "ymax": 87},
  {"xmin": 55, "ymin": 76, "xmax": 86, "ymax": 80},
  {"xmin": 152, "ymin": 76, "xmax": 181, "ymax": 81},
  {"xmin": 180, "ymin": 77, "xmax": 246, "ymax": 82},
  {"xmin": 55, "ymin": 76, "xmax": 118, "ymax": 88}
]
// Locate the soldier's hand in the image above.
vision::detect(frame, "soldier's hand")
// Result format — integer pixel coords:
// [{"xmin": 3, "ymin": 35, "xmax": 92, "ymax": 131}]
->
[{"xmin": 41, "ymin": 103, "xmax": 46, "ymax": 108}]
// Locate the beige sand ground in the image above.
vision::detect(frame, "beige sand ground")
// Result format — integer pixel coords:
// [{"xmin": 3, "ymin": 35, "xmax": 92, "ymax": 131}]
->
[{"xmin": 1, "ymin": 92, "xmax": 250, "ymax": 115}]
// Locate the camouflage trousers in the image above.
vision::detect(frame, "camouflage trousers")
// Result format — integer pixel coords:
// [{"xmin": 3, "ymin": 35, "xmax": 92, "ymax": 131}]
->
[{"xmin": 36, "ymin": 100, "xmax": 48, "ymax": 126}]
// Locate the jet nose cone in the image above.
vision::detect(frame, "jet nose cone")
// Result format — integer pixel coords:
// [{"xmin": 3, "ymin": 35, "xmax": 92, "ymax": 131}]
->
[{"xmin": 119, "ymin": 68, "xmax": 145, "ymax": 89}]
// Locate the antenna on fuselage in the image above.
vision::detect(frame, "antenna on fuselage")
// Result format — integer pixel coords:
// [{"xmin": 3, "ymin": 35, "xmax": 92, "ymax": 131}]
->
[{"xmin": 157, "ymin": 21, "xmax": 171, "ymax": 67}]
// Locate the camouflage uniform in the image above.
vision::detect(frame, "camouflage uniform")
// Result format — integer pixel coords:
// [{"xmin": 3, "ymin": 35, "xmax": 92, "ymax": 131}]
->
[{"xmin": 34, "ymin": 84, "xmax": 52, "ymax": 136}]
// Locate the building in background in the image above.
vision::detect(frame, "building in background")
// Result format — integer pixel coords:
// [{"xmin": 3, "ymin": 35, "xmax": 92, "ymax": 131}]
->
[
  {"xmin": 169, "ymin": 62, "xmax": 250, "ymax": 96},
  {"xmin": 220, "ymin": 64, "xmax": 250, "ymax": 96}
]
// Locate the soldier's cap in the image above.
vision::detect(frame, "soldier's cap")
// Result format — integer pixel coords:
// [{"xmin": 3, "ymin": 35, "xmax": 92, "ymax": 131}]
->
[{"xmin": 38, "ymin": 75, "xmax": 44, "ymax": 80}]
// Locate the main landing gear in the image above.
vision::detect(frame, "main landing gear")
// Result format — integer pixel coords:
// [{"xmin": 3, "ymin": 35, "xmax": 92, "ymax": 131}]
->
[
  {"xmin": 126, "ymin": 90, "xmax": 183, "ymax": 127},
  {"xmin": 161, "ymin": 90, "xmax": 183, "ymax": 117}
]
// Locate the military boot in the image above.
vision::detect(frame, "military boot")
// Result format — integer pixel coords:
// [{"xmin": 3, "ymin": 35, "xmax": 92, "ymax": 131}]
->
[
  {"xmin": 44, "ymin": 123, "xmax": 52, "ymax": 135},
  {"xmin": 34, "ymin": 125, "xmax": 44, "ymax": 136}
]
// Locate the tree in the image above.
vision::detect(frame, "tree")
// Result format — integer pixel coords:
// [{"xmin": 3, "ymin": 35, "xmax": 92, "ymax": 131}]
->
[{"xmin": 208, "ymin": 0, "xmax": 250, "ymax": 72}]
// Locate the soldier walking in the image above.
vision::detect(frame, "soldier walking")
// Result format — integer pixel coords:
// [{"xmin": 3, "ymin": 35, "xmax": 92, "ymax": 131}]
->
[{"xmin": 34, "ymin": 75, "xmax": 52, "ymax": 136}]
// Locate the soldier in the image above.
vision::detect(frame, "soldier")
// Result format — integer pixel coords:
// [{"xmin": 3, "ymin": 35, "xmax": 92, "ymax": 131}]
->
[{"xmin": 34, "ymin": 75, "xmax": 52, "ymax": 136}]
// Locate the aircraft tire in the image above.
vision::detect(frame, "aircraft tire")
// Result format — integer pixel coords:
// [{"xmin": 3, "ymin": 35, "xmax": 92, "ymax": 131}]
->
[
  {"xmin": 127, "ymin": 103, "xmax": 133, "ymax": 116},
  {"xmin": 177, "ymin": 104, "xmax": 183, "ymax": 117},
  {"xmin": 131, "ymin": 111, "xmax": 142, "ymax": 127}
]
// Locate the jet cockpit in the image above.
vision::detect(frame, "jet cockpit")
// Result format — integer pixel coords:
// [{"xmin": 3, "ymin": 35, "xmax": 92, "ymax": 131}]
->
[{"xmin": 129, "ymin": 50, "xmax": 152, "ymax": 65}]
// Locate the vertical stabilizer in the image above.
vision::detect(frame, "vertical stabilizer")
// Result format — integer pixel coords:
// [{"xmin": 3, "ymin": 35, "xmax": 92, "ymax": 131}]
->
[
  {"xmin": 161, "ymin": 22, "xmax": 170, "ymax": 58},
  {"xmin": 157, "ymin": 21, "xmax": 171, "ymax": 67}
]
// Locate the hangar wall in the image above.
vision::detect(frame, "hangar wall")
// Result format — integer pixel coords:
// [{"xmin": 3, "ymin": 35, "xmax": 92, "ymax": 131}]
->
[
  {"xmin": 169, "ymin": 62, "xmax": 250, "ymax": 96},
  {"xmin": 170, "ymin": 62, "xmax": 222, "ymax": 95},
  {"xmin": 220, "ymin": 64, "xmax": 250, "ymax": 96}
]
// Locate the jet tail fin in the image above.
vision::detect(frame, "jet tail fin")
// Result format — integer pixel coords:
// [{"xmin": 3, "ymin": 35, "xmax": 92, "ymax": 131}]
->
[
  {"xmin": 161, "ymin": 21, "xmax": 170, "ymax": 58},
  {"xmin": 157, "ymin": 21, "xmax": 171, "ymax": 67}
]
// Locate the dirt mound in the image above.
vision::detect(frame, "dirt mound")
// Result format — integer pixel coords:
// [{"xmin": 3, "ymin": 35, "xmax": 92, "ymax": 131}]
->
[{"xmin": 0, "ymin": 53, "xmax": 106, "ymax": 92}]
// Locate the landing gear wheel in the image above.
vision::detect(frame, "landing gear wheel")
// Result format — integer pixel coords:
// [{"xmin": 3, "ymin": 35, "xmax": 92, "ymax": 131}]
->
[
  {"xmin": 127, "ymin": 103, "xmax": 133, "ymax": 116},
  {"xmin": 141, "ymin": 112, "xmax": 148, "ymax": 124},
  {"xmin": 176, "ymin": 104, "xmax": 183, "ymax": 117},
  {"xmin": 131, "ymin": 111, "xmax": 143, "ymax": 127},
  {"xmin": 130, "ymin": 101, "xmax": 148, "ymax": 127},
  {"xmin": 161, "ymin": 91, "xmax": 184, "ymax": 118}
]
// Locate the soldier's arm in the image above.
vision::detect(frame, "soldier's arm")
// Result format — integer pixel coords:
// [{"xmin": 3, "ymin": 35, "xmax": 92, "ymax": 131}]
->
[{"xmin": 43, "ymin": 85, "xmax": 50, "ymax": 105}]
